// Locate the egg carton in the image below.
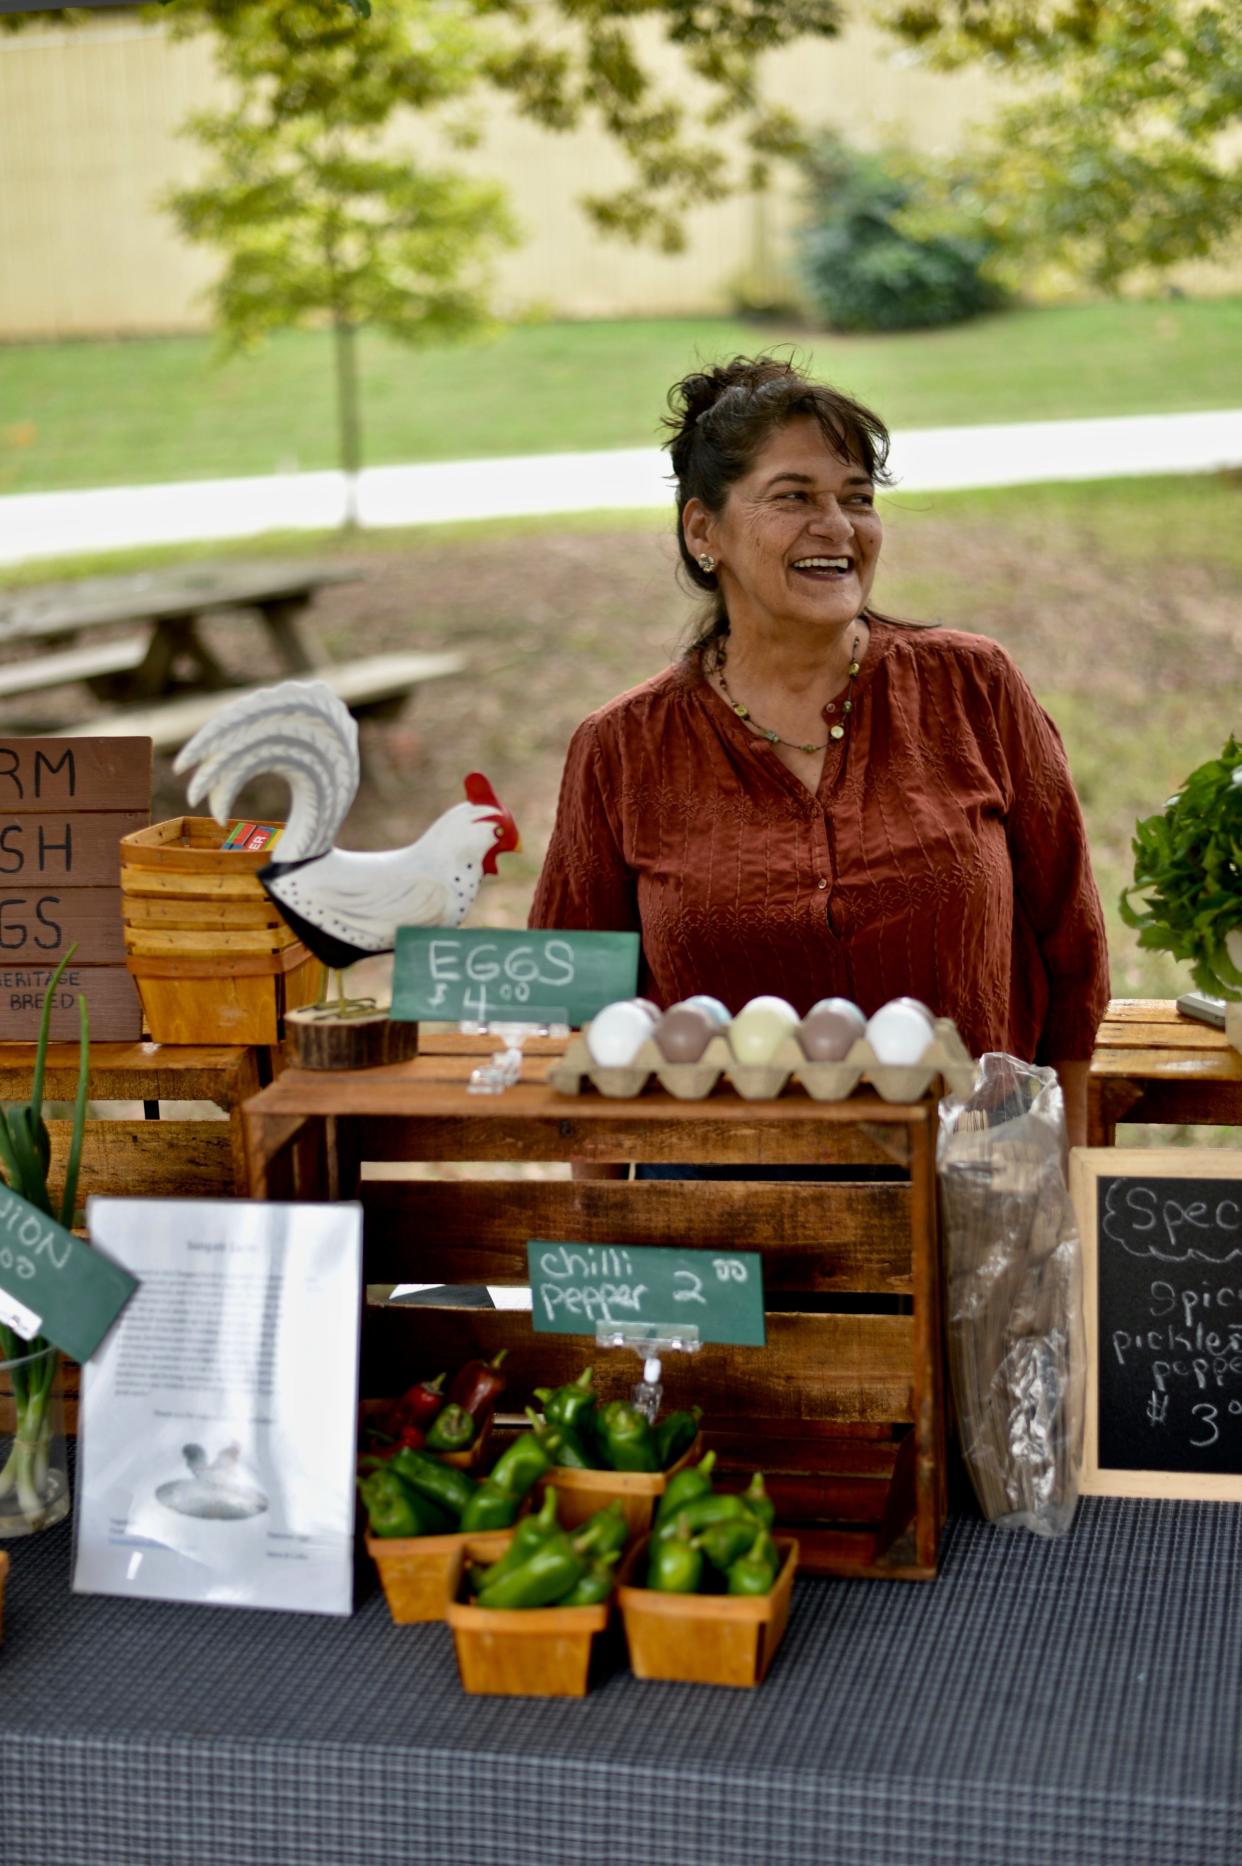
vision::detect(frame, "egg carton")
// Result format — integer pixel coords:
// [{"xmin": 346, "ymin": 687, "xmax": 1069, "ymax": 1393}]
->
[{"xmin": 547, "ymin": 1019, "xmax": 977, "ymax": 1104}]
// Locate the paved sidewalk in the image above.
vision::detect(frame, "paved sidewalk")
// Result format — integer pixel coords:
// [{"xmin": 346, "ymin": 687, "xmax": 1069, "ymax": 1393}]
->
[{"xmin": 1, "ymin": 407, "xmax": 1240, "ymax": 570}]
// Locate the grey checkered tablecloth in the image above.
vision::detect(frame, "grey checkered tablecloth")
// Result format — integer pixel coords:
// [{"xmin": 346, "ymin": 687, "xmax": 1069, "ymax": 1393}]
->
[{"xmin": 3, "ymin": 1498, "xmax": 1241, "ymax": 1866}]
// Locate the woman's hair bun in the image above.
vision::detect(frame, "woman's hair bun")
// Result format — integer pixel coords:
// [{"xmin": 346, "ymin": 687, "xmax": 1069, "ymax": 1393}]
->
[{"xmin": 665, "ymin": 355, "xmax": 801, "ymax": 442}]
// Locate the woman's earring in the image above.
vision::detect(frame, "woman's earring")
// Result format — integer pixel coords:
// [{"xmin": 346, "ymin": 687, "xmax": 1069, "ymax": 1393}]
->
[{"xmin": 698, "ymin": 554, "xmax": 717, "ymax": 574}]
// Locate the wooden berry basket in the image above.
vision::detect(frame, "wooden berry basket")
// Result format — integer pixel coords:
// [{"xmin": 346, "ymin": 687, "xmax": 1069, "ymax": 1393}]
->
[
  {"xmin": 366, "ymin": 1525, "xmax": 512, "ymax": 1625},
  {"xmin": 445, "ymin": 1548, "xmax": 613, "ymax": 1697},
  {"xmin": 120, "ymin": 817, "xmax": 324, "ymax": 1045},
  {"xmin": 538, "ymin": 1433, "xmax": 703, "ymax": 1538},
  {"xmin": 616, "ymin": 1536, "xmax": 798, "ymax": 1688}
]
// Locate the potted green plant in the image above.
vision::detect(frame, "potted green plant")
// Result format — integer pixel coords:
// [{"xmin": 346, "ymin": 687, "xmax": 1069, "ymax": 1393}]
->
[
  {"xmin": 0, "ymin": 947, "xmax": 88, "ymax": 1536},
  {"xmin": 1120, "ymin": 735, "xmax": 1242, "ymax": 999}
]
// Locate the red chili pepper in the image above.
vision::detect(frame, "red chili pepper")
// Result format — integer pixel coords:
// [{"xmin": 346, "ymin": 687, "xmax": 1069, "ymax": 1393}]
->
[
  {"xmin": 383, "ymin": 1372, "xmax": 447, "ymax": 1438},
  {"xmin": 397, "ymin": 1423, "xmax": 427, "ymax": 1451},
  {"xmin": 447, "ymin": 1349, "xmax": 509, "ymax": 1420}
]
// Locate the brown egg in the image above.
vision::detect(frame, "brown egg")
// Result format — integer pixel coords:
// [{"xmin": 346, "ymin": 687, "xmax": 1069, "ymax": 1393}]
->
[
  {"xmin": 798, "ymin": 997, "xmax": 866, "ymax": 1062},
  {"xmin": 654, "ymin": 1005, "xmax": 718, "ymax": 1064}
]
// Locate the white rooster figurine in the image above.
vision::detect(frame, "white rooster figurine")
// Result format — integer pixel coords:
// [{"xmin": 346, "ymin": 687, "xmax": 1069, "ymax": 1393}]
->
[{"xmin": 174, "ymin": 679, "xmax": 520, "ymax": 1012}]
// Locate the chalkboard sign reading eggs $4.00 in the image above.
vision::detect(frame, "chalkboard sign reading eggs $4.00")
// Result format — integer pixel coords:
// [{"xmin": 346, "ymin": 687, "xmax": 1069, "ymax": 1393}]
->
[{"xmin": 1072, "ymin": 1150, "xmax": 1242, "ymax": 1501}]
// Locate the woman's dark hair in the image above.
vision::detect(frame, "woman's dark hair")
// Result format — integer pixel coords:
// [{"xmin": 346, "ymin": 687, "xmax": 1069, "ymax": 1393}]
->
[{"xmin": 662, "ymin": 354, "xmax": 894, "ymax": 666}]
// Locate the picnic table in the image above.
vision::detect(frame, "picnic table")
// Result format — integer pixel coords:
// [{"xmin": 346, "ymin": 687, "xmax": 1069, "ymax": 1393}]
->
[
  {"xmin": 0, "ymin": 559, "xmax": 466, "ymax": 753},
  {"xmin": 0, "ymin": 560, "xmax": 361, "ymax": 704}
]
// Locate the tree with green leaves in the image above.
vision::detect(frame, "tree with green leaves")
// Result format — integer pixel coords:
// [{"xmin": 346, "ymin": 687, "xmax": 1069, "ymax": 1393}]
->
[
  {"xmin": 879, "ymin": 0, "xmax": 1242, "ymax": 291},
  {"xmin": 165, "ymin": 2, "xmax": 515, "ymax": 523},
  {"xmin": 153, "ymin": 0, "xmax": 844, "ymax": 516}
]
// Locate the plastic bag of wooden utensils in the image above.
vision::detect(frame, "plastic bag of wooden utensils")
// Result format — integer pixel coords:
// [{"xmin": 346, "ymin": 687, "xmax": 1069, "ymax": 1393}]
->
[{"xmin": 937, "ymin": 1054, "xmax": 1084, "ymax": 1538}]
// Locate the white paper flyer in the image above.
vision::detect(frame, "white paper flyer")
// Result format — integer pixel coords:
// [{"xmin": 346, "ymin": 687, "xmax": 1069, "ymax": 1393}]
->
[{"xmin": 73, "ymin": 1197, "xmax": 362, "ymax": 1616}]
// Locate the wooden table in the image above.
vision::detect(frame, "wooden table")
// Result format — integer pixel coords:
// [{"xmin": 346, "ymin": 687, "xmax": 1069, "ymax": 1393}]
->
[
  {"xmin": 0, "ymin": 560, "xmax": 360, "ymax": 705},
  {"xmin": 244, "ymin": 1032, "xmax": 947, "ymax": 1580},
  {"xmin": 1087, "ymin": 998, "xmax": 1242, "ymax": 1144}
]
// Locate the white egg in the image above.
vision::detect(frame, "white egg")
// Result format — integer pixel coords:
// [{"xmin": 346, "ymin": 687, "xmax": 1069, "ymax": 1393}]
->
[
  {"xmin": 586, "ymin": 1000, "xmax": 656, "ymax": 1067},
  {"xmin": 865, "ymin": 1000, "xmax": 935, "ymax": 1066},
  {"xmin": 729, "ymin": 995, "xmax": 799, "ymax": 1065}
]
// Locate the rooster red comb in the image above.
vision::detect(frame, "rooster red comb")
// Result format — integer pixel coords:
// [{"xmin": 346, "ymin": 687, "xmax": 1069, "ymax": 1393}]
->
[{"xmin": 464, "ymin": 773, "xmax": 500, "ymax": 809}]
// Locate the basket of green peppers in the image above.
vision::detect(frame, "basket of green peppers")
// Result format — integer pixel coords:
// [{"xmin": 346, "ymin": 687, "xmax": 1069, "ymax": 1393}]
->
[
  {"xmin": 358, "ymin": 1412, "xmax": 552, "ymax": 1623},
  {"xmin": 527, "ymin": 1365, "xmax": 704, "ymax": 1538},
  {"xmin": 446, "ymin": 1490, "xmax": 629, "ymax": 1697},
  {"xmin": 615, "ymin": 1453, "xmax": 799, "ymax": 1688}
]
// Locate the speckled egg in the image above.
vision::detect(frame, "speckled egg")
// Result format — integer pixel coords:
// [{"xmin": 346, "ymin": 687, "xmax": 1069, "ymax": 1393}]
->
[
  {"xmin": 798, "ymin": 997, "xmax": 866, "ymax": 1062},
  {"xmin": 865, "ymin": 999, "xmax": 935, "ymax": 1066},
  {"xmin": 729, "ymin": 995, "xmax": 799, "ymax": 1065},
  {"xmin": 654, "ymin": 1004, "xmax": 719, "ymax": 1064},
  {"xmin": 586, "ymin": 1000, "xmax": 657, "ymax": 1067}
]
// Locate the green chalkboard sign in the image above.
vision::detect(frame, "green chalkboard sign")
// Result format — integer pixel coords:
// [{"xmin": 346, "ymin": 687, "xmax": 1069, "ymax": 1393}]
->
[
  {"xmin": 391, "ymin": 928, "xmax": 640, "ymax": 1027},
  {"xmin": 527, "ymin": 1241, "xmax": 766, "ymax": 1348},
  {"xmin": 0, "ymin": 1182, "xmax": 138, "ymax": 1362}
]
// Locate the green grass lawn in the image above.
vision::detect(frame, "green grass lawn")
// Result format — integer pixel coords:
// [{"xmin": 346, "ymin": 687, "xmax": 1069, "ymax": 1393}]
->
[{"xmin": 2, "ymin": 296, "xmax": 1241, "ymax": 496}]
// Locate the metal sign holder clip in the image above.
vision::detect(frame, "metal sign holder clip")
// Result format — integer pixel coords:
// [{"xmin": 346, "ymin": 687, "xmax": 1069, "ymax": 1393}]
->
[{"xmin": 594, "ymin": 1321, "xmax": 702, "ymax": 1420}]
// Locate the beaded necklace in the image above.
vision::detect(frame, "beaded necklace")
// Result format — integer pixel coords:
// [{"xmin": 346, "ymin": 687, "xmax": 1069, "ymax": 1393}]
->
[{"xmin": 716, "ymin": 633, "xmax": 863, "ymax": 754}]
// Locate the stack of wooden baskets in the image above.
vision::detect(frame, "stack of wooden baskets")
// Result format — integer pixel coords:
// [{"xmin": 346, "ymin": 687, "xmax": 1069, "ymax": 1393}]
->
[{"xmin": 120, "ymin": 817, "xmax": 324, "ymax": 1045}]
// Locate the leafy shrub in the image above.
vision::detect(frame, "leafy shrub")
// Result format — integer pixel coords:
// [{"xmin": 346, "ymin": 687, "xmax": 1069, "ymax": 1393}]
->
[
  {"xmin": 1120, "ymin": 736, "xmax": 1242, "ymax": 999},
  {"xmin": 795, "ymin": 134, "xmax": 1006, "ymax": 333}
]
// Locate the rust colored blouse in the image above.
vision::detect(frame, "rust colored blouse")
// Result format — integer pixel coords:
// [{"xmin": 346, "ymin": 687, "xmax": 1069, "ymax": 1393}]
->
[{"xmin": 530, "ymin": 620, "xmax": 1110, "ymax": 1062}]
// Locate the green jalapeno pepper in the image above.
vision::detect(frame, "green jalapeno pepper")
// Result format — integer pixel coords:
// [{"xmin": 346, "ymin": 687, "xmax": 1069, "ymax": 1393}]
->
[
  {"xmin": 572, "ymin": 1499, "xmax": 628, "ymax": 1561},
  {"xmin": 654, "ymin": 1490, "xmax": 753, "ymax": 1540},
  {"xmin": 470, "ymin": 1488, "xmax": 561, "ymax": 1593},
  {"xmin": 653, "ymin": 1406, "xmax": 701, "ymax": 1470},
  {"xmin": 526, "ymin": 1408, "xmax": 594, "ymax": 1471},
  {"xmin": 475, "ymin": 1530, "xmax": 585, "ymax": 1610},
  {"xmin": 699, "ymin": 1516, "xmax": 761, "ymax": 1572},
  {"xmin": 647, "ymin": 1514, "xmax": 703, "ymax": 1593},
  {"xmin": 596, "ymin": 1399, "xmax": 658, "ymax": 1472},
  {"xmin": 727, "ymin": 1528, "xmax": 781, "ymax": 1596},
  {"xmin": 486, "ymin": 1427, "xmax": 551, "ymax": 1499},
  {"xmin": 381, "ymin": 1446, "xmax": 476, "ymax": 1519},
  {"xmin": 533, "ymin": 1365, "xmax": 596, "ymax": 1432},
  {"xmin": 653, "ymin": 1449, "xmax": 717, "ymax": 1530},
  {"xmin": 358, "ymin": 1470, "xmax": 455, "ymax": 1539},
  {"xmin": 460, "ymin": 1478, "xmax": 522, "ymax": 1534},
  {"xmin": 741, "ymin": 1471, "xmax": 776, "ymax": 1530},
  {"xmin": 554, "ymin": 1551, "xmax": 619, "ymax": 1607},
  {"xmin": 424, "ymin": 1403, "xmax": 477, "ymax": 1454}
]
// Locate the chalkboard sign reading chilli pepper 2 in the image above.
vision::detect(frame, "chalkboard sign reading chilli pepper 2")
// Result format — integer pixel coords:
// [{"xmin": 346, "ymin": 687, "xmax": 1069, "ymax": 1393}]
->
[
  {"xmin": 1072, "ymin": 1150, "xmax": 1242, "ymax": 1501},
  {"xmin": 527, "ymin": 1242, "xmax": 766, "ymax": 1348}
]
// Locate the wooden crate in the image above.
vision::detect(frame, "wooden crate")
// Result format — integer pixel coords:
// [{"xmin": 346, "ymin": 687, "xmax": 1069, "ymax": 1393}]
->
[
  {"xmin": 244, "ymin": 1033, "xmax": 947, "ymax": 1581},
  {"xmin": 120, "ymin": 817, "xmax": 324, "ymax": 1045},
  {"xmin": 0, "ymin": 1039, "xmax": 273, "ymax": 1434},
  {"xmin": 1088, "ymin": 998, "xmax": 1242, "ymax": 1143}
]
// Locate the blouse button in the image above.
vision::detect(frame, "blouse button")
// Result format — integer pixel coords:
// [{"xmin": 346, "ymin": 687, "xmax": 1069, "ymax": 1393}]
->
[{"xmin": 817, "ymin": 878, "xmax": 828, "ymax": 891}]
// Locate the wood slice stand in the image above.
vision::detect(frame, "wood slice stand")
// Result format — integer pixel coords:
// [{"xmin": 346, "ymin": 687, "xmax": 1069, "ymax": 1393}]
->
[
  {"xmin": 285, "ymin": 1006, "xmax": 420, "ymax": 1071},
  {"xmin": 244, "ymin": 1031, "xmax": 947, "ymax": 1580}
]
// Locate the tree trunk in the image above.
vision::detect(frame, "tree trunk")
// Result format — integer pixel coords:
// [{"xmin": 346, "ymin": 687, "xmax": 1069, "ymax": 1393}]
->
[{"xmin": 333, "ymin": 314, "xmax": 362, "ymax": 529}]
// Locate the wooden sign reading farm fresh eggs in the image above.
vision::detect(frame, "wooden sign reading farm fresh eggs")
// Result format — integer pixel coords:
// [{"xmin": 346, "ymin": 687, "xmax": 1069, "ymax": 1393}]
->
[{"xmin": 0, "ymin": 738, "xmax": 151, "ymax": 1041}]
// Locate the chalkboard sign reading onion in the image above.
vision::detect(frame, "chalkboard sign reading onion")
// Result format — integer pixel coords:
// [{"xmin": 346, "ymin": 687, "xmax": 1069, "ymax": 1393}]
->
[{"xmin": 1072, "ymin": 1150, "xmax": 1242, "ymax": 1500}]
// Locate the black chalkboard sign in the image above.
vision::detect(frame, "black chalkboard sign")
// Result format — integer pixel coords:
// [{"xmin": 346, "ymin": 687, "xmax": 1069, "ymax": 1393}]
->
[{"xmin": 1072, "ymin": 1150, "xmax": 1242, "ymax": 1500}]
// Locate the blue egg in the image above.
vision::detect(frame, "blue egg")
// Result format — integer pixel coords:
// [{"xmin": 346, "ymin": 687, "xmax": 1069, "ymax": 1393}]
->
[{"xmin": 681, "ymin": 994, "xmax": 731, "ymax": 1026}]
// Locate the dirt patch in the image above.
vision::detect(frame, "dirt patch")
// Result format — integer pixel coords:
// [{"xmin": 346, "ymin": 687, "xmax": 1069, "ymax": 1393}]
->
[{"xmin": 2, "ymin": 504, "xmax": 1237, "ymax": 997}]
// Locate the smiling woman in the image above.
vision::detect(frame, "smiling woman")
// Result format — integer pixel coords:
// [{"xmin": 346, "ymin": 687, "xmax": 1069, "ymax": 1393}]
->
[{"xmin": 529, "ymin": 355, "xmax": 1110, "ymax": 1144}]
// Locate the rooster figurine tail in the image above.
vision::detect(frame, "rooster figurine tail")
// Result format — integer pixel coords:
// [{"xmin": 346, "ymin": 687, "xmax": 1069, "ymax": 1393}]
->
[
  {"xmin": 174, "ymin": 679, "xmax": 359, "ymax": 863},
  {"xmin": 173, "ymin": 678, "xmax": 520, "ymax": 981}
]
